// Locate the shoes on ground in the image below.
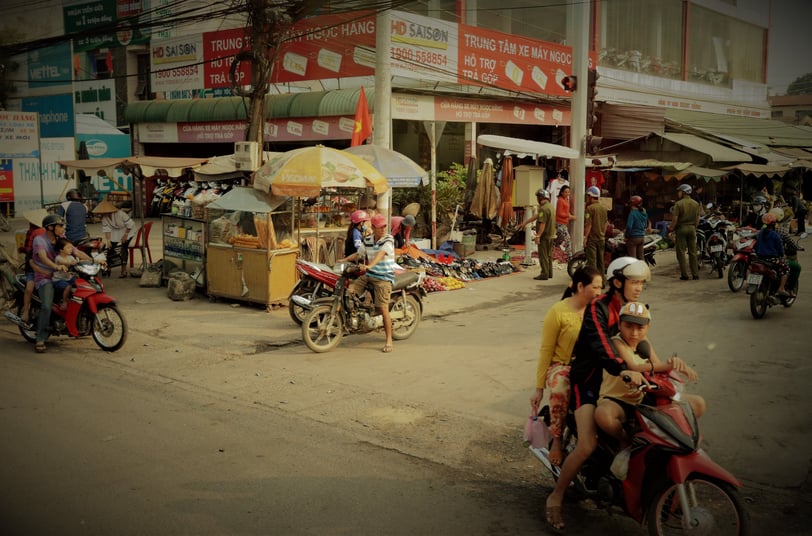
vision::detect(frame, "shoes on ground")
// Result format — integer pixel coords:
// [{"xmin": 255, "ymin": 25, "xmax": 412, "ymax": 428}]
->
[
  {"xmin": 679, "ymin": 276, "xmax": 690, "ymax": 280},
  {"xmin": 692, "ymin": 275, "xmax": 700, "ymax": 280},
  {"xmin": 534, "ymin": 275, "xmax": 549, "ymax": 280}
]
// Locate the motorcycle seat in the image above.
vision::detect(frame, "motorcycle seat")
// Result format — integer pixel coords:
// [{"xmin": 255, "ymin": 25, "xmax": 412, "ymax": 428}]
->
[{"xmin": 392, "ymin": 270, "xmax": 419, "ymax": 290}]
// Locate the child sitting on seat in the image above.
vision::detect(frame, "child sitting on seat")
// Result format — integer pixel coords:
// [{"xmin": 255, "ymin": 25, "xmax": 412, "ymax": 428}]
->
[{"xmin": 54, "ymin": 237, "xmax": 79, "ymax": 310}]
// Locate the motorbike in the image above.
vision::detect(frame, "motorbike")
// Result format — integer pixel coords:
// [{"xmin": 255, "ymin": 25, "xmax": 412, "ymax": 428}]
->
[
  {"xmin": 568, "ymin": 232, "xmax": 662, "ymax": 277},
  {"xmin": 299, "ymin": 263, "xmax": 425, "ymax": 353},
  {"xmin": 288, "ymin": 258, "xmax": 340, "ymax": 325},
  {"xmin": 746, "ymin": 237, "xmax": 805, "ymax": 319},
  {"xmin": 727, "ymin": 227, "xmax": 758, "ymax": 292},
  {"xmin": 4, "ymin": 261, "xmax": 128, "ymax": 351},
  {"xmin": 527, "ymin": 372, "xmax": 750, "ymax": 535},
  {"xmin": 696, "ymin": 213, "xmax": 734, "ymax": 272}
]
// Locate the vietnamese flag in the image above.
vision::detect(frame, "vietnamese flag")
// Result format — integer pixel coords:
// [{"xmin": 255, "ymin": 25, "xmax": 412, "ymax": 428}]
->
[{"xmin": 351, "ymin": 86, "xmax": 372, "ymax": 146}]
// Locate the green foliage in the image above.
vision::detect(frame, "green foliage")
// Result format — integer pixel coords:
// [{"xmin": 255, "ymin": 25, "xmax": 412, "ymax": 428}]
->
[
  {"xmin": 787, "ymin": 72, "xmax": 812, "ymax": 95},
  {"xmin": 393, "ymin": 162, "xmax": 471, "ymax": 225}
]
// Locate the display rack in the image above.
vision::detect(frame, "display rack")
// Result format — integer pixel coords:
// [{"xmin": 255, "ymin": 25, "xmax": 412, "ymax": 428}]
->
[{"xmin": 161, "ymin": 214, "xmax": 207, "ymax": 287}]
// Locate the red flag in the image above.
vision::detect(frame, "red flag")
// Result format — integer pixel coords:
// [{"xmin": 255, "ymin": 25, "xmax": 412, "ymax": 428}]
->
[{"xmin": 351, "ymin": 87, "xmax": 372, "ymax": 146}]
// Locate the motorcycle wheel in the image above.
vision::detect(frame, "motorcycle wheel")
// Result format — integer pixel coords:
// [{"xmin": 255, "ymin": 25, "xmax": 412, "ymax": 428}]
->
[
  {"xmin": 288, "ymin": 280, "xmax": 323, "ymax": 325},
  {"xmin": 567, "ymin": 255, "xmax": 587, "ymax": 278},
  {"xmin": 390, "ymin": 294, "xmax": 421, "ymax": 340},
  {"xmin": 91, "ymin": 304, "xmax": 128, "ymax": 352},
  {"xmin": 302, "ymin": 304, "xmax": 343, "ymax": 353},
  {"xmin": 727, "ymin": 261, "xmax": 747, "ymax": 293},
  {"xmin": 647, "ymin": 476, "xmax": 750, "ymax": 536},
  {"xmin": 715, "ymin": 257, "xmax": 724, "ymax": 279},
  {"xmin": 17, "ymin": 301, "xmax": 39, "ymax": 342},
  {"xmin": 749, "ymin": 283, "xmax": 768, "ymax": 319}
]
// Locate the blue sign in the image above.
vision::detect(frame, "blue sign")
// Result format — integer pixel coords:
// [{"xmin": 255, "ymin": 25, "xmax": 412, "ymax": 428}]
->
[
  {"xmin": 22, "ymin": 94, "xmax": 75, "ymax": 138},
  {"xmin": 27, "ymin": 42, "xmax": 72, "ymax": 89}
]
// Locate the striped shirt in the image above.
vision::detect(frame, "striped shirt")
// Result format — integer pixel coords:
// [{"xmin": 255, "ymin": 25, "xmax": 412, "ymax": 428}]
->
[{"xmin": 360, "ymin": 234, "xmax": 396, "ymax": 283}]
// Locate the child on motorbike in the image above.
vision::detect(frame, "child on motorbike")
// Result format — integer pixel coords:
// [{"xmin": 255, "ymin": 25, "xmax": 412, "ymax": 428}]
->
[
  {"xmin": 595, "ymin": 301, "xmax": 705, "ymax": 479},
  {"xmin": 755, "ymin": 212, "xmax": 790, "ymax": 296},
  {"xmin": 54, "ymin": 238, "xmax": 79, "ymax": 310}
]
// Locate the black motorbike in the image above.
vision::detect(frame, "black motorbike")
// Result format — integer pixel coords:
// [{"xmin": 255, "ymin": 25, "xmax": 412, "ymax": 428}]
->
[
  {"xmin": 567, "ymin": 233, "xmax": 661, "ymax": 277},
  {"xmin": 299, "ymin": 263, "xmax": 425, "ymax": 353},
  {"xmin": 746, "ymin": 236, "xmax": 804, "ymax": 319}
]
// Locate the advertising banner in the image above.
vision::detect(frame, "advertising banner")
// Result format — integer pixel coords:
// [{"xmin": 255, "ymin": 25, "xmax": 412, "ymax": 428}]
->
[
  {"xmin": 391, "ymin": 94, "xmax": 570, "ymax": 126},
  {"xmin": 150, "ymin": 34, "xmax": 205, "ymax": 92},
  {"xmin": 22, "ymin": 94, "xmax": 75, "ymax": 139},
  {"xmin": 0, "ymin": 111, "xmax": 40, "ymax": 158},
  {"xmin": 203, "ymin": 27, "xmax": 251, "ymax": 89},
  {"xmin": 272, "ymin": 11, "xmax": 377, "ymax": 84},
  {"xmin": 63, "ymin": 0, "xmax": 150, "ymax": 52},
  {"xmin": 0, "ymin": 159, "xmax": 13, "ymax": 202},
  {"xmin": 388, "ymin": 11, "xmax": 458, "ymax": 83},
  {"xmin": 74, "ymin": 80, "xmax": 117, "ymax": 125},
  {"xmin": 27, "ymin": 42, "xmax": 72, "ymax": 89}
]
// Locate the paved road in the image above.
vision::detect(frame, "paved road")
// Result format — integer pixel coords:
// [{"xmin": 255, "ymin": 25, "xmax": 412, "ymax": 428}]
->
[{"xmin": 1, "ymin": 219, "xmax": 811, "ymax": 534}]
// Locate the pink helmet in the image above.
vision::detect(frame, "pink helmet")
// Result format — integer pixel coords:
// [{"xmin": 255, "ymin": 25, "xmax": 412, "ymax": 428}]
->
[
  {"xmin": 351, "ymin": 210, "xmax": 370, "ymax": 224},
  {"xmin": 630, "ymin": 195, "xmax": 643, "ymax": 207}
]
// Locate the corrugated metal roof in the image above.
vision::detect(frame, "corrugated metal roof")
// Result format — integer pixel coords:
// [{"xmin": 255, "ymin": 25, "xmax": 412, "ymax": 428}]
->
[
  {"xmin": 665, "ymin": 109, "xmax": 812, "ymax": 148},
  {"xmin": 601, "ymin": 103, "xmax": 665, "ymax": 140},
  {"xmin": 661, "ymin": 133, "xmax": 752, "ymax": 162}
]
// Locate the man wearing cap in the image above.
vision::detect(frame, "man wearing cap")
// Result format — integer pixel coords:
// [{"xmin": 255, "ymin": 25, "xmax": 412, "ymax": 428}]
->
[
  {"xmin": 584, "ymin": 186, "xmax": 608, "ymax": 275},
  {"xmin": 521, "ymin": 189, "xmax": 555, "ymax": 280},
  {"xmin": 344, "ymin": 213, "xmax": 397, "ymax": 353},
  {"xmin": 669, "ymin": 184, "xmax": 700, "ymax": 280}
]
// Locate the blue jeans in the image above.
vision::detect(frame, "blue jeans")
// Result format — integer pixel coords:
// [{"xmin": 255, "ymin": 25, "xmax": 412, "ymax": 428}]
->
[{"xmin": 36, "ymin": 282, "xmax": 55, "ymax": 343}]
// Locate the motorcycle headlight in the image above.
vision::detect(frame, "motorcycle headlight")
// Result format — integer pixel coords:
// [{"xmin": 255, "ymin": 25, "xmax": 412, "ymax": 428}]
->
[{"xmin": 75, "ymin": 262, "xmax": 101, "ymax": 277}]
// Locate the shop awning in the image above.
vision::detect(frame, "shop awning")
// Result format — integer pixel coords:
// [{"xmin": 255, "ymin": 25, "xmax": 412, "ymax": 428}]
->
[
  {"xmin": 660, "ymin": 133, "xmax": 751, "ymax": 162},
  {"xmin": 127, "ymin": 156, "xmax": 209, "ymax": 177},
  {"xmin": 476, "ymin": 135, "xmax": 579, "ymax": 160},
  {"xmin": 721, "ymin": 163, "xmax": 791, "ymax": 177},
  {"xmin": 58, "ymin": 157, "xmax": 129, "ymax": 177},
  {"xmin": 125, "ymin": 88, "xmax": 374, "ymax": 124},
  {"xmin": 613, "ymin": 159, "xmax": 693, "ymax": 172},
  {"xmin": 665, "ymin": 109, "xmax": 812, "ymax": 149},
  {"xmin": 207, "ymin": 186, "xmax": 288, "ymax": 213},
  {"xmin": 193, "ymin": 152, "xmax": 282, "ymax": 181},
  {"xmin": 661, "ymin": 165, "xmax": 728, "ymax": 182}
]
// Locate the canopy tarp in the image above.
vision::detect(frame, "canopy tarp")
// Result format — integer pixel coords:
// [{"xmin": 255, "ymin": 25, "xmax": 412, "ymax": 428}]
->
[
  {"xmin": 207, "ymin": 186, "xmax": 288, "ymax": 213},
  {"xmin": 660, "ymin": 133, "xmax": 751, "ymax": 162},
  {"xmin": 194, "ymin": 152, "xmax": 281, "ymax": 181},
  {"xmin": 57, "ymin": 157, "xmax": 128, "ymax": 177},
  {"xmin": 477, "ymin": 135, "xmax": 579, "ymax": 160},
  {"xmin": 721, "ymin": 163, "xmax": 791, "ymax": 177},
  {"xmin": 665, "ymin": 109, "xmax": 812, "ymax": 148},
  {"xmin": 614, "ymin": 159, "xmax": 693, "ymax": 172},
  {"xmin": 661, "ymin": 165, "xmax": 728, "ymax": 182},
  {"xmin": 126, "ymin": 156, "xmax": 209, "ymax": 177}
]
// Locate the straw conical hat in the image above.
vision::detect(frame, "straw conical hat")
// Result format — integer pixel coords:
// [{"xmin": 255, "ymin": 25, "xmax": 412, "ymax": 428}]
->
[
  {"xmin": 93, "ymin": 199, "xmax": 118, "ymax": 214},
  {"xmin": 23, "ymin": 208, "xmax": 49, "ymax": 227}
]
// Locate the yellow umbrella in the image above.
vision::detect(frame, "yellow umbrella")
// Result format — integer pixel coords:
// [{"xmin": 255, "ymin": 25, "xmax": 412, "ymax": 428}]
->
[{"xmin": 252, "ymin": 145, "xmax": 389, "ymax": 197}]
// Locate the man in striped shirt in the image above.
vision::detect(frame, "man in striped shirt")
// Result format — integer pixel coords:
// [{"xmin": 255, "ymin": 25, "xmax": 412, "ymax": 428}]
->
[{"xmin": 347, "ymin": 213, "xmax": 397, "ymax": 353}]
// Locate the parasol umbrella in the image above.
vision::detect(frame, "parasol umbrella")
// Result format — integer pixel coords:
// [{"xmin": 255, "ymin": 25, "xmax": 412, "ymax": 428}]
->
[
  {"xmin": 498, "ymin": 156, "xmax": 515, "ymax": 225},
  {"xmin": 252, "ymin": 145, "xmax": 389, "ymax": 198},
  {"xmin": 343, "ymin": 145, "xmax": 427, "ymax": 187}
]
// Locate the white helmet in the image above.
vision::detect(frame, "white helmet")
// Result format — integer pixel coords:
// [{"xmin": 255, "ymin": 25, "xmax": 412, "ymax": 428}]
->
[
  {"xmin": 606, "ymin": 256, "xmax": 651, "ymax": 282},
  {"xmin": 586, "ymin": 186, "xmax": 601, "ymax": 198},
  {"xmin": 678, "ymin": 184, "xmax": 692, "ymax": 194}
]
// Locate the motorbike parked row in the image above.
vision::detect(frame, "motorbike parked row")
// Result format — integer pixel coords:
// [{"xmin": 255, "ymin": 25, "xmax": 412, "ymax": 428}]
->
[
  {"xmin": 567, "ymin": 232, "xmax": 662, "ymax": 277},
  {"xmin": 4, "ymin": 261, "xmax": 128, "ymax": 351},
  {"xmin": 696, "ymin": 214, "xmax": 736, "ymax": 279},
  {"xmin": 526, "ymin": 371, "xmax": 750, "ymax": 535},
  {"xmin": 294, "ymin": 262, "xmax": 425, "ymax": 353}
]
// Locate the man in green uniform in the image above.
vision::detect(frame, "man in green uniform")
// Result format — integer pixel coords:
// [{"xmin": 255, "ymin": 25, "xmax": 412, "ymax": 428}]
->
[
  {"xmin": 584, "ymin": 186, "xmax": 608, "ymax": 276},
  {"xmin": 521, "ymin": 188, "xmax": 555, "ymax": 280},
  {"xmin": 669, "ymin": 184, "xmax": 700, "ymax": 280}
]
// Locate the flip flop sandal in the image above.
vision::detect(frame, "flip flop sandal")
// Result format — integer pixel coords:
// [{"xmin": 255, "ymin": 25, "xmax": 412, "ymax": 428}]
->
[
  {"xmin": 35, "ymin": 342, "xmax": 46, "ymax": 353},
  {"xmin": 545, "ymin": 504, "xmax": 565, "ymax": 530},
  {"xmin": 381, "ymin": 344, "xmax": 394, "ymax": 353}
]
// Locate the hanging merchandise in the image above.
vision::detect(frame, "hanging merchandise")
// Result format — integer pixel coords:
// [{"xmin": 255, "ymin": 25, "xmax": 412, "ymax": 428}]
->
[{"xmin": 470, "ymin": 158, "xmax": 499, "ymax": 220}]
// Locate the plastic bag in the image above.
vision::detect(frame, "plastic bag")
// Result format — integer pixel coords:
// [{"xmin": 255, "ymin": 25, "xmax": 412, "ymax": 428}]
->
[{"xmin": 522, "ymin": 413, "xmax": 552, "ymax": 449}]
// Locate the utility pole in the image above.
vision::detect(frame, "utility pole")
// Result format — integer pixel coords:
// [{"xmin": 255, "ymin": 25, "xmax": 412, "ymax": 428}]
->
[
  {"xmin": 567, "ymin": 0, "xmax": 590, "ymax": 253},
  {"xmin": 234, "ymin": 1, "xmax": 324, "ymax": 162}
]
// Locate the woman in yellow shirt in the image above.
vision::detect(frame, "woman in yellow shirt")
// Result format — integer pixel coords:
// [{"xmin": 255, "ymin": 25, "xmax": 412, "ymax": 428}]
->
[{"xmin": 530, "ymin": 266, "xmax": 603, "ymax": 466}]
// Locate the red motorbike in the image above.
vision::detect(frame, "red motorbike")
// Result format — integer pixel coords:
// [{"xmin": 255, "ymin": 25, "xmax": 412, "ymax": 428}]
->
[
  {"xmin": 4, "ymin": 261, "xmax": 128, "ymax": 351},
  {"xmin": 288, "ymin": 259, "xmax": 340, "ymax": 325},
  {"xmin": 727, "ymin": 227, "xmax": 758, "ymax": 292},
  {"xmin": 527, "ymin": 373, "xmax": 750, "ymax": 535}
]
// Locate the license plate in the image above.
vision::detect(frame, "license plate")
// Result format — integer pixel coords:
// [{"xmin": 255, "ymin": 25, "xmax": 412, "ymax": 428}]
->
[
  {"xmin": 710, "ymin": 244, "xmax": 724, "ymax": 253},
  {"xmin": 747, "ymin": 273, "xmax": 762, "ymax": 285}
]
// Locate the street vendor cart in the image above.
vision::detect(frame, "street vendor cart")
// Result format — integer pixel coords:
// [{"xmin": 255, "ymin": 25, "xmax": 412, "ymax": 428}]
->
[{"xmin": 205, "ymin": 187, "xmax": 298, "ymax": 307}]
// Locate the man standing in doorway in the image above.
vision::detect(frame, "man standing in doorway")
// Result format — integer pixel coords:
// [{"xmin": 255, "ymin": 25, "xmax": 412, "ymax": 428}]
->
[
  {"xmin": 521, "ymin": 189, "xmax": 555, "ymax": 281},
  {"xmin": 669, "ymin": 184, "xmax": 700, "ymax": 280},
  {"xmin": 584, "ymin": 186, "xmax": 608, "ymax": 276}
]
